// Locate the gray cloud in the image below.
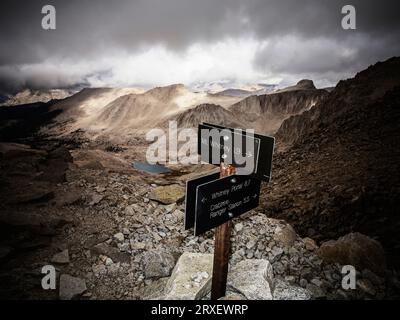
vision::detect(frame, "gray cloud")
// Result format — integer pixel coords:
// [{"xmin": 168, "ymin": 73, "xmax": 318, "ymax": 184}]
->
[{"xmin": 0, "ymin": 0, "xmax": 399, "ymax": 93}]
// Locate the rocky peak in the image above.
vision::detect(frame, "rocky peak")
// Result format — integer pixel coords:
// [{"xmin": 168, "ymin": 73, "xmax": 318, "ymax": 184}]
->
[
  {"xmin": 275, "ymin": 79, "xmax": 317, "ymax": 93},
  {"xmin": 295, "ymin": 79, "xmax": 316, "ymax": 90},
  {"xmin": 146, "ymin": 83, "xmax": 189, "ymax": 101},
  {"xmin": 175, "ymin": 103, "xmax": 244, "ymax": 128}
]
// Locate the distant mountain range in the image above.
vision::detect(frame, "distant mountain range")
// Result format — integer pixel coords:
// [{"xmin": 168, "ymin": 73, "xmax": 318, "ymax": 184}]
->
[
  {"xmin": 212, "ymin": 84, "xmax": 279, "ymax": 97},
  {"xmin": 0, "ymin": 79, "xmax": 330, "ymax": 144},
  {"xmin": 2, "ymin": 59, "xmax": 398, "ymax": 151},
  {"xmin": 191, "ymin": 81, "xmax": 279, "ymax": 96},
  {"xmin": 0, "ymin": 89, "xmax": 77, "ymax": 107}
]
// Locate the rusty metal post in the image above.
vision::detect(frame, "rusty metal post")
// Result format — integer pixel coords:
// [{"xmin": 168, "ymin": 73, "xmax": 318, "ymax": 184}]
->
[{"xmin": 211, "ymin": 162, "xmax": 236, "ymax": 300}]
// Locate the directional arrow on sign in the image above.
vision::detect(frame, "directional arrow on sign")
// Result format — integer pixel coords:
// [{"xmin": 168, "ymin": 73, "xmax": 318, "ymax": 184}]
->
[{"xmin": 194, "ymin": 174, "xmax": 261, "ymax": 236}]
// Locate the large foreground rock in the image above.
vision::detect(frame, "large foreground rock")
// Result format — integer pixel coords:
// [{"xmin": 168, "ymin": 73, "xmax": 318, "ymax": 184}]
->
[
  {"xmin": 143, "ymin": 254, "xmax": 314, "ymax": 300},
  {"xmin": 163, "ymin": 252, "xmax": 213, "ymax": 300},
  {"xmin": 149, "ymin": 184, "xmax": 185, "ymax": 204},
  {"xmin": 318, "ymin": 232, "xmax": 386, "ymax": 274},
  {"xmin": 59, "ymin": 274, "xmax": 87, "ymax": 300},
  {"xmin": 227, "ymin": 259, "xmax": 274, "ymax": 300}
]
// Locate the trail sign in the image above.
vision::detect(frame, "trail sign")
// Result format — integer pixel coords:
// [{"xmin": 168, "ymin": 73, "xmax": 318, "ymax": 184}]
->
[
  {"xmin": 183, "ymin": 123, "xmax": 275, "ymax": 300},
  {"xmin": 198, "ymin": 123, "xmax": 275, "ymax": 182},
  {"xmin": 194, "ymin": 174, "xmax": 261, "ymax": 236},
  {"xmin": 184, "ymin": 171, "xmax": 220, "ymax": 230}
]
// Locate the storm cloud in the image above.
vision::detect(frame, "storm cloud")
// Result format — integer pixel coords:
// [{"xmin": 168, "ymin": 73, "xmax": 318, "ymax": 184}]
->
[{"xmin": 0, "ymin": 0, "xmax": 399, "ymax": 93}]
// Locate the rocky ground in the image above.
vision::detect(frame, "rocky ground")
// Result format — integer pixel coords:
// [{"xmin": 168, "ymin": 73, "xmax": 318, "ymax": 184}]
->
[
  {"xmin": 0, "ymin": 140, "xmax": 397, "ymax": 300},
  {"xmin": 264, "ymin": 59, "xmax": 400, "ymax": 275},
  {"xmin": 1, "ymin": 59, "xmax": 399, "ymax": 300}
]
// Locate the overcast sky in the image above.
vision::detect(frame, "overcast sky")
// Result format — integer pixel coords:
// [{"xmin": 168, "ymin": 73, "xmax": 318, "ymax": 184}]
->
[{"xmin": 0, "ymin": 0, "xmax": 399, "ymax": 94}]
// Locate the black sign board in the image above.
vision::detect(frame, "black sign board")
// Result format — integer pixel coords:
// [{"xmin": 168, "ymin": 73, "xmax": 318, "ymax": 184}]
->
[
  {"xmin": 194, "ymin": 174, "xmax": 261, "ymax": 236},
  {"xmin": 184, "ymin": 171, "xmax": 220, "ymax": 230},
  {"xmin": 198, "ymin": 123, "xmax": 275, "ymax": 182}
]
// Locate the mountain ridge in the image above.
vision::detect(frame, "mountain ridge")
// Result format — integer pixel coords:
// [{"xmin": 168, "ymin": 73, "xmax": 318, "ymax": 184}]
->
[
  {"xmin": 276, "ymin": 57, "xmax": 400, "ymax": 149},
  {"xmin": 262, "ymin": 57, "xmax": 400, "ymax": 267},
  {"xmin": 228, "ymin": 87, "xmax": 328, "ymax": 134}
]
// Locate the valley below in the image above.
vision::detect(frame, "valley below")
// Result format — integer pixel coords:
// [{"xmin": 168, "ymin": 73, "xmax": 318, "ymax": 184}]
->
[{"xmin": 0, "ymin": 58, "xmax": 399, "ymax": 300}]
